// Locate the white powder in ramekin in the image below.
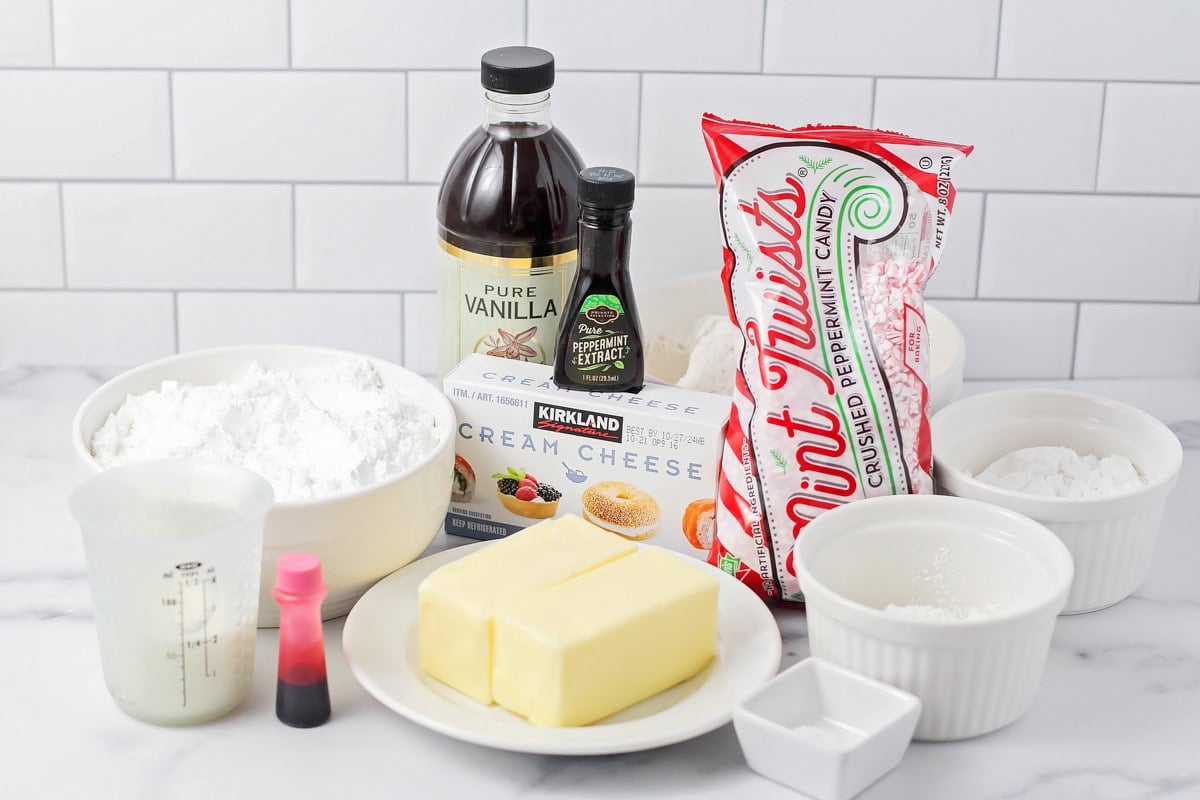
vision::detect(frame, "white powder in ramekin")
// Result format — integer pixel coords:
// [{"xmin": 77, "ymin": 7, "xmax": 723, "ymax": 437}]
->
[
  {"xmin": 975, "ymin": 445, "xmax": 1145, "ymax": 499},
  {"xmin": 883, "ymin": 603, "xmax": 990, "ymax": 622},
  {"xmin": 90, "ymin": 360, "xmax": 443, "ymax": 502},
  {"xmin": 883, "ymin": 545, "xmax": 996, "ymax": 621}
]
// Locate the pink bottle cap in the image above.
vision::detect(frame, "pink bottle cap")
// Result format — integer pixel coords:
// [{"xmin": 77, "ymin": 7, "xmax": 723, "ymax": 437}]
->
[{"xmin": 275, "ymin": 552, "xmax": 325, "ymax": 596}]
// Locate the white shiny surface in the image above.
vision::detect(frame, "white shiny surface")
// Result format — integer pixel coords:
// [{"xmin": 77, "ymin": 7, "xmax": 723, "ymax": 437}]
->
[{"xmin": 4, "ymin": 366, "xmax": 1199, "ymax": 798}]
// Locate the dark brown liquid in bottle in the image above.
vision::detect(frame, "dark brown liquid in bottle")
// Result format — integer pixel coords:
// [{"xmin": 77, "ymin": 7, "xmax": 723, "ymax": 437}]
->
[
  {"xmin": 553, "ymin": 209, "xmax": 644, "ymax": 392},
  {"xmin": 437, "ymin": 116, "xmax": 585, "ymax": 375},
  {"xmin": 437, "ymin": 125, "xmax": 584, "ymax": 258}
]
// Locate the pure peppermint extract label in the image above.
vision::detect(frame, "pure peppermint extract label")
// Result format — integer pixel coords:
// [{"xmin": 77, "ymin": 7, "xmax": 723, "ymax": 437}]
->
[{"xmin": 563, "ymin": 294, "xmax": 634, "ymax": 385}]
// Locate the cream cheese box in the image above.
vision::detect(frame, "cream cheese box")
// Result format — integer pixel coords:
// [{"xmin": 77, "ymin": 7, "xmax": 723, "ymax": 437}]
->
[{"xmin": 443, "ymin": 354, "xmax": 730, "ymax": 557}]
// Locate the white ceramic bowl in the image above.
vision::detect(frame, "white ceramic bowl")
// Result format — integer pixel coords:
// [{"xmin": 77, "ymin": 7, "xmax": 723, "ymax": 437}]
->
[
  {"xmin": 72, "ymin": 345, "xmax": 456, "ymax": 626},
  {"xmin": 793, "ymin": 495, "xmax": 1074, "ymax": 741},
  {"xmin": 932, "ymin": 389, "xmax": 1182, "ymax": 614},
  {"xmin": 733, "ymin": 657, "xmax": 920, "ymax": 800},
  {"xmin": 637, "ymin": 272, "xmax": 965, "ymax": 411}
]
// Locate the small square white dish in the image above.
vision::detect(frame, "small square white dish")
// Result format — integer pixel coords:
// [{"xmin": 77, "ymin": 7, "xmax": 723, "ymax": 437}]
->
[{"xmin": 732, "ymin": 657, "xmax": 920, "ymax": 800}]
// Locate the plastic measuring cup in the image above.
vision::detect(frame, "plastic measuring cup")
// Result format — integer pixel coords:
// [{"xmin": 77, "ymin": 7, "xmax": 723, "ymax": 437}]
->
[{"xmin": 68, "ymin": 460, "xmax": 274, "ymax": 726}]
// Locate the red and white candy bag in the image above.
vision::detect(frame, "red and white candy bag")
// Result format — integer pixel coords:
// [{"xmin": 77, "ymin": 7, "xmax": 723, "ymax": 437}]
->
[{"xmin": 701, "ymin": 115, "xmax": 972, "ymax": 604}]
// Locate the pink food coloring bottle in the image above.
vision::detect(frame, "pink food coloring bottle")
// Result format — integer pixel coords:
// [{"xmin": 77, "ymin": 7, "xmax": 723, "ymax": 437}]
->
[{"xmin": 274, "ymin": 552, "xmax": 331, "ymax": 728}]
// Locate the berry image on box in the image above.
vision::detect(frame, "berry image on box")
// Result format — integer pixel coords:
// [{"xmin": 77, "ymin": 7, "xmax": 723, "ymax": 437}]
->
[{"xmin": 493, "ymin": 466, "xmax": 562, "ymax": 519}]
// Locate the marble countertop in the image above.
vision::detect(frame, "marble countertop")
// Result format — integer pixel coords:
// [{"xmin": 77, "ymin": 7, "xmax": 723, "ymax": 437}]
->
[{"xmin": 4, "ymin": 367, "xmax": 1198, "ymax": 800}]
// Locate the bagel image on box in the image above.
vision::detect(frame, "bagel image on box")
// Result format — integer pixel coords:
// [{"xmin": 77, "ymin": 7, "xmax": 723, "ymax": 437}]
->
[{"xmin": 444, "ymin": 354, "xmax": 729, "ymax": 557}]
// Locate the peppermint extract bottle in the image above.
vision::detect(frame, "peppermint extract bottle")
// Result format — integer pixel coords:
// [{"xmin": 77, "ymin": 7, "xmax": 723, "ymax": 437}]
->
[{"xmin": 553, "ymin": 166, "xmax": 645, "ymax": 393}]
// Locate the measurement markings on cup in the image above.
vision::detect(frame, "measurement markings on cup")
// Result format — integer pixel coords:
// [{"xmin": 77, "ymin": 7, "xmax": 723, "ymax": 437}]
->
[{"xmin": 163, "ymin": 561, "xmax": 220, "ymax": 708}]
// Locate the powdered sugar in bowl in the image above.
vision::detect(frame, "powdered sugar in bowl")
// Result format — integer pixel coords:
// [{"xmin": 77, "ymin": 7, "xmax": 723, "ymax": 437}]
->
[
  {"xmin": 792, "ymin": 495, "xmax": 1074, "ymax": 741},
  {"xmin": 932, "ymin": 389, "xmax": 1182, "ymax": 614},
  {"xmin": 73, "ymin": 345, "xmax": 455, "ymax": 626}
]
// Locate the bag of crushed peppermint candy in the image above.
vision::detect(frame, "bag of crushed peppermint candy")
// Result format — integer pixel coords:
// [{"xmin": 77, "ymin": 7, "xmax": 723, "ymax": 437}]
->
[{"xmin": 700, "ymin": 115, "xmax": 972, "ymax": 605}]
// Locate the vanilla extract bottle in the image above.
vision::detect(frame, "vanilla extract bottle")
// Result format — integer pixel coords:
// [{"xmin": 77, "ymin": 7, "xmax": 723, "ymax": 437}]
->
[
  {"xmin": 437, "ymin": 46, "xmax": 585, "ymax": 376},
  {"xmin": 553, "ymin": 167, "xmax": 644, "ymax": 393}
]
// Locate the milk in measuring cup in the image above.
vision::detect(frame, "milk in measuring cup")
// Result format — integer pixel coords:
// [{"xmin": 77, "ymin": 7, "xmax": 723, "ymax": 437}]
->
[{"xmin": 70, "ymin": 462, "xmax": 273, "ymax": 726}]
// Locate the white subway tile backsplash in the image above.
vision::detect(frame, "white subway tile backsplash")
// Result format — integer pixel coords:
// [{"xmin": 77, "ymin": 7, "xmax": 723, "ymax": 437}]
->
[
  {"xmin": 173, "ymin": 72, "xmax": 406, "ymax": 181},
  {"xmin": 0, "ymin": 4, "xmax": 1193, "ymax": 379},
  {"xmin": 292, "ymin": 0, "xmax": 524, "ymax": 69},
  {"xmin": 926, "ymin": 192, "xmax": 983, "ymax": 299},
  {"xmin": 873, "ymin": 80, "xmax": 1103, "ymax": 192},
  {"xmin": 552, "ymin": 72, "xmax": 640, "ymax": 171},
  {"xmin": 979, "ymin": 194, "xmax": 1200, "ymax": 302},
  {"xmin": 999, "ymin": 0, "xmax": 1200, "ymax": 81},
  {"xmin": 528, "ymin": 0, "xmax": 763, "ymax": 73},
  {"xmin": 0, "ymin": 291, "xmax": 174, "ymax": 366},
  {"xmin": 1075, "ymin": 304, "xmax": 1200, "ymax": 378},
  {"xmin": 64, "ymin": 184, "xmax": 292, "ymax": 289},
  {"xmin": 403, "ymin": 293, "xmax": 438, "ymax": 375},
  {"xmin": 632, "ymin": 187, "xmax": 723, "ymax": 285},
  {"xmin": 640, "ymin": 74, "xmax": 873, "ymax": 185},
  {"xmin": 764, "ymin": 0, "xmax": 999, "ymax": 78},
  {"xmin": 406, "ymin": 71, "xmax": 476, "ymax": 184},
  {"xmin": 0, "ymin": 184, "xmax": 62, "ymax": 288},
  {"xmin": 407, "ymin": 71, "xmax": 639, "ymax": 185},
  {"xmin": 0, "ymin": 0, "xmax": 52, "ymax": 66},
  {"xmin": 933, "ymin": 300, "xmax": 1077, "ymax": 379},
  {"xmin": 296, "ymin": 184, "xmax": 439, "ymax": 291},
  {"xmin": 53, "ymin": 0, "xmax": 287, "ymax": 68},
  {"xmin": 178, "ymin": 292, "xmax": 403, "ymax": 362},
  {"xmin": 0, "ymin": 71, "xmax": 170, "ymax": 178},
  {"xmin": 1098, "ymin": 84, "xmax": 1200, "ymax": 195}
]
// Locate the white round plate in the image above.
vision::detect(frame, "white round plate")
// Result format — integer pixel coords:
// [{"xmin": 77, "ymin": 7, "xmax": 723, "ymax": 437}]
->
[{"xmin": 343, "ymin": 541, "xmax": 782, "ymax": 756}]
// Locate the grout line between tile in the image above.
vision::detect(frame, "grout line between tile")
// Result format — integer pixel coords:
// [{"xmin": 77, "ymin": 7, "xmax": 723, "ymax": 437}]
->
[
  {"xmin": 0, "ymin": 288, "xmax": 1165, "ymax": 305},
  {"xmin": 2, "ymin": 178, "xmax": 1200, "ymax": 199},
  {"xmin": 46, "ymin": 0, "xmax": 56, "ymax": 66},
  {"xmin": 635, "ymin": 73, "xmax": 644, "ymax": 176},
  {"xmin": 524, "ymin": 0, "xmax": 530, "ymax": 44},
  {"xmin": 167, "ymin": 71, "xmax": 176, "ymax": 178},
  {"xmin": 973, "ymin": 194, "xmax": 987, "ymax": 297},
  {"xmin": 290, "ymin": 184, "xmax": 297, "ymax": 288},
  {"xmin": 0, "ymin": 65, "xmax": 1193, "ymax": 82},
  {"xmin": 869, "ymin": 77, "xmax": 877, "ymax": 127},
  {"xmin": 1069, "ymin": 301, "xmax": 1082, "ymax": 378},
  {"xmin": 173, "ymin": 292, "xmax": 180, "ymax": 354},
  {"xmin": 993, "ymin": 0, "xmax": 1003, "ymax": 78},
  {"xmin": 402, "ymin": 71, "xmax": 410, "ymax": 182},
  {"xmin": 56, "ymin": 182, "xmax": 67, "ymax": 287},
  {"xmin": 758, "ymin": 0, "xmax": 767, "ymax": 72},
  {"xmin": 398, "ymin": 293, "xmax": 406, "ymax": 367},
  {"xmin": 286, "ymin": 0, "xmax": 293, "ymax": 68},
  {"xmin": 1093, "ymin": 82, "xmax": 1108, "ymax": 191}
]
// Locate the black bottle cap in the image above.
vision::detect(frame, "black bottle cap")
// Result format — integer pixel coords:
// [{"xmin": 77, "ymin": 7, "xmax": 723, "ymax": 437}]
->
[
  {"xmin": 481, "ymin": 46, "xmax": 555, "ymax": 94},
  {"xmin": 578, "ymin": 166, "xmax": 636, "ymax": 210}
]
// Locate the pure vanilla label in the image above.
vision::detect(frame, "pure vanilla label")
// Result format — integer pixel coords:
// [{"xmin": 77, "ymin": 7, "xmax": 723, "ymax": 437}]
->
[{"xmin": 439, "ymin": 238, "xmax": 576, "ymax": 368}]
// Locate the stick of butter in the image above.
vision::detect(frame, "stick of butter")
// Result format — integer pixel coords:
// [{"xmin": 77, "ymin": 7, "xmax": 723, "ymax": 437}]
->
[
  {"xmin": 418, "ymin": 514, "xmax": 636, "ymax": 705},
  {"xmin": 492, "ymin": 547, "xmax": 719, "ymax": 727}
]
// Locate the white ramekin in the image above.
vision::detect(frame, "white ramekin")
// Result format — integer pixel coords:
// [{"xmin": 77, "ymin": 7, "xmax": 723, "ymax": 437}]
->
[
  {"xmin": 932, "ymin": 389, "xmax": 1182, "ymax": 614},
  {"xmin": 793, "ymin": 495, "xmax": 1074, "ymax": 741}
]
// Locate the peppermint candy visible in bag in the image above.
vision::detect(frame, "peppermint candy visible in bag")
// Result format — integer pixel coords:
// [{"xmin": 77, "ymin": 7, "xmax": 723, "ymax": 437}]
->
[{"xmin": 701, "ymin": 116, "xmax": 972, "ymax": 604}]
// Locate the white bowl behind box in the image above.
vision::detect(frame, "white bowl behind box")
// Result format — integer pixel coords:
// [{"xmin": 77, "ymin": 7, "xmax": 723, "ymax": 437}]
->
[
  {"xmin": 932, "ymin": 389, "xmax": 1182, "ymax": 614},
  {"xmin": 793, "ymin": 495, "xmax": 1073, "ymax": 741},
  {"xmin": 72, "ymin": 345, "xmax": 455, "ymax": 627},
  {"xmin": 637, "ymin": 272, "xmax": 964, "ymax": 411}
]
